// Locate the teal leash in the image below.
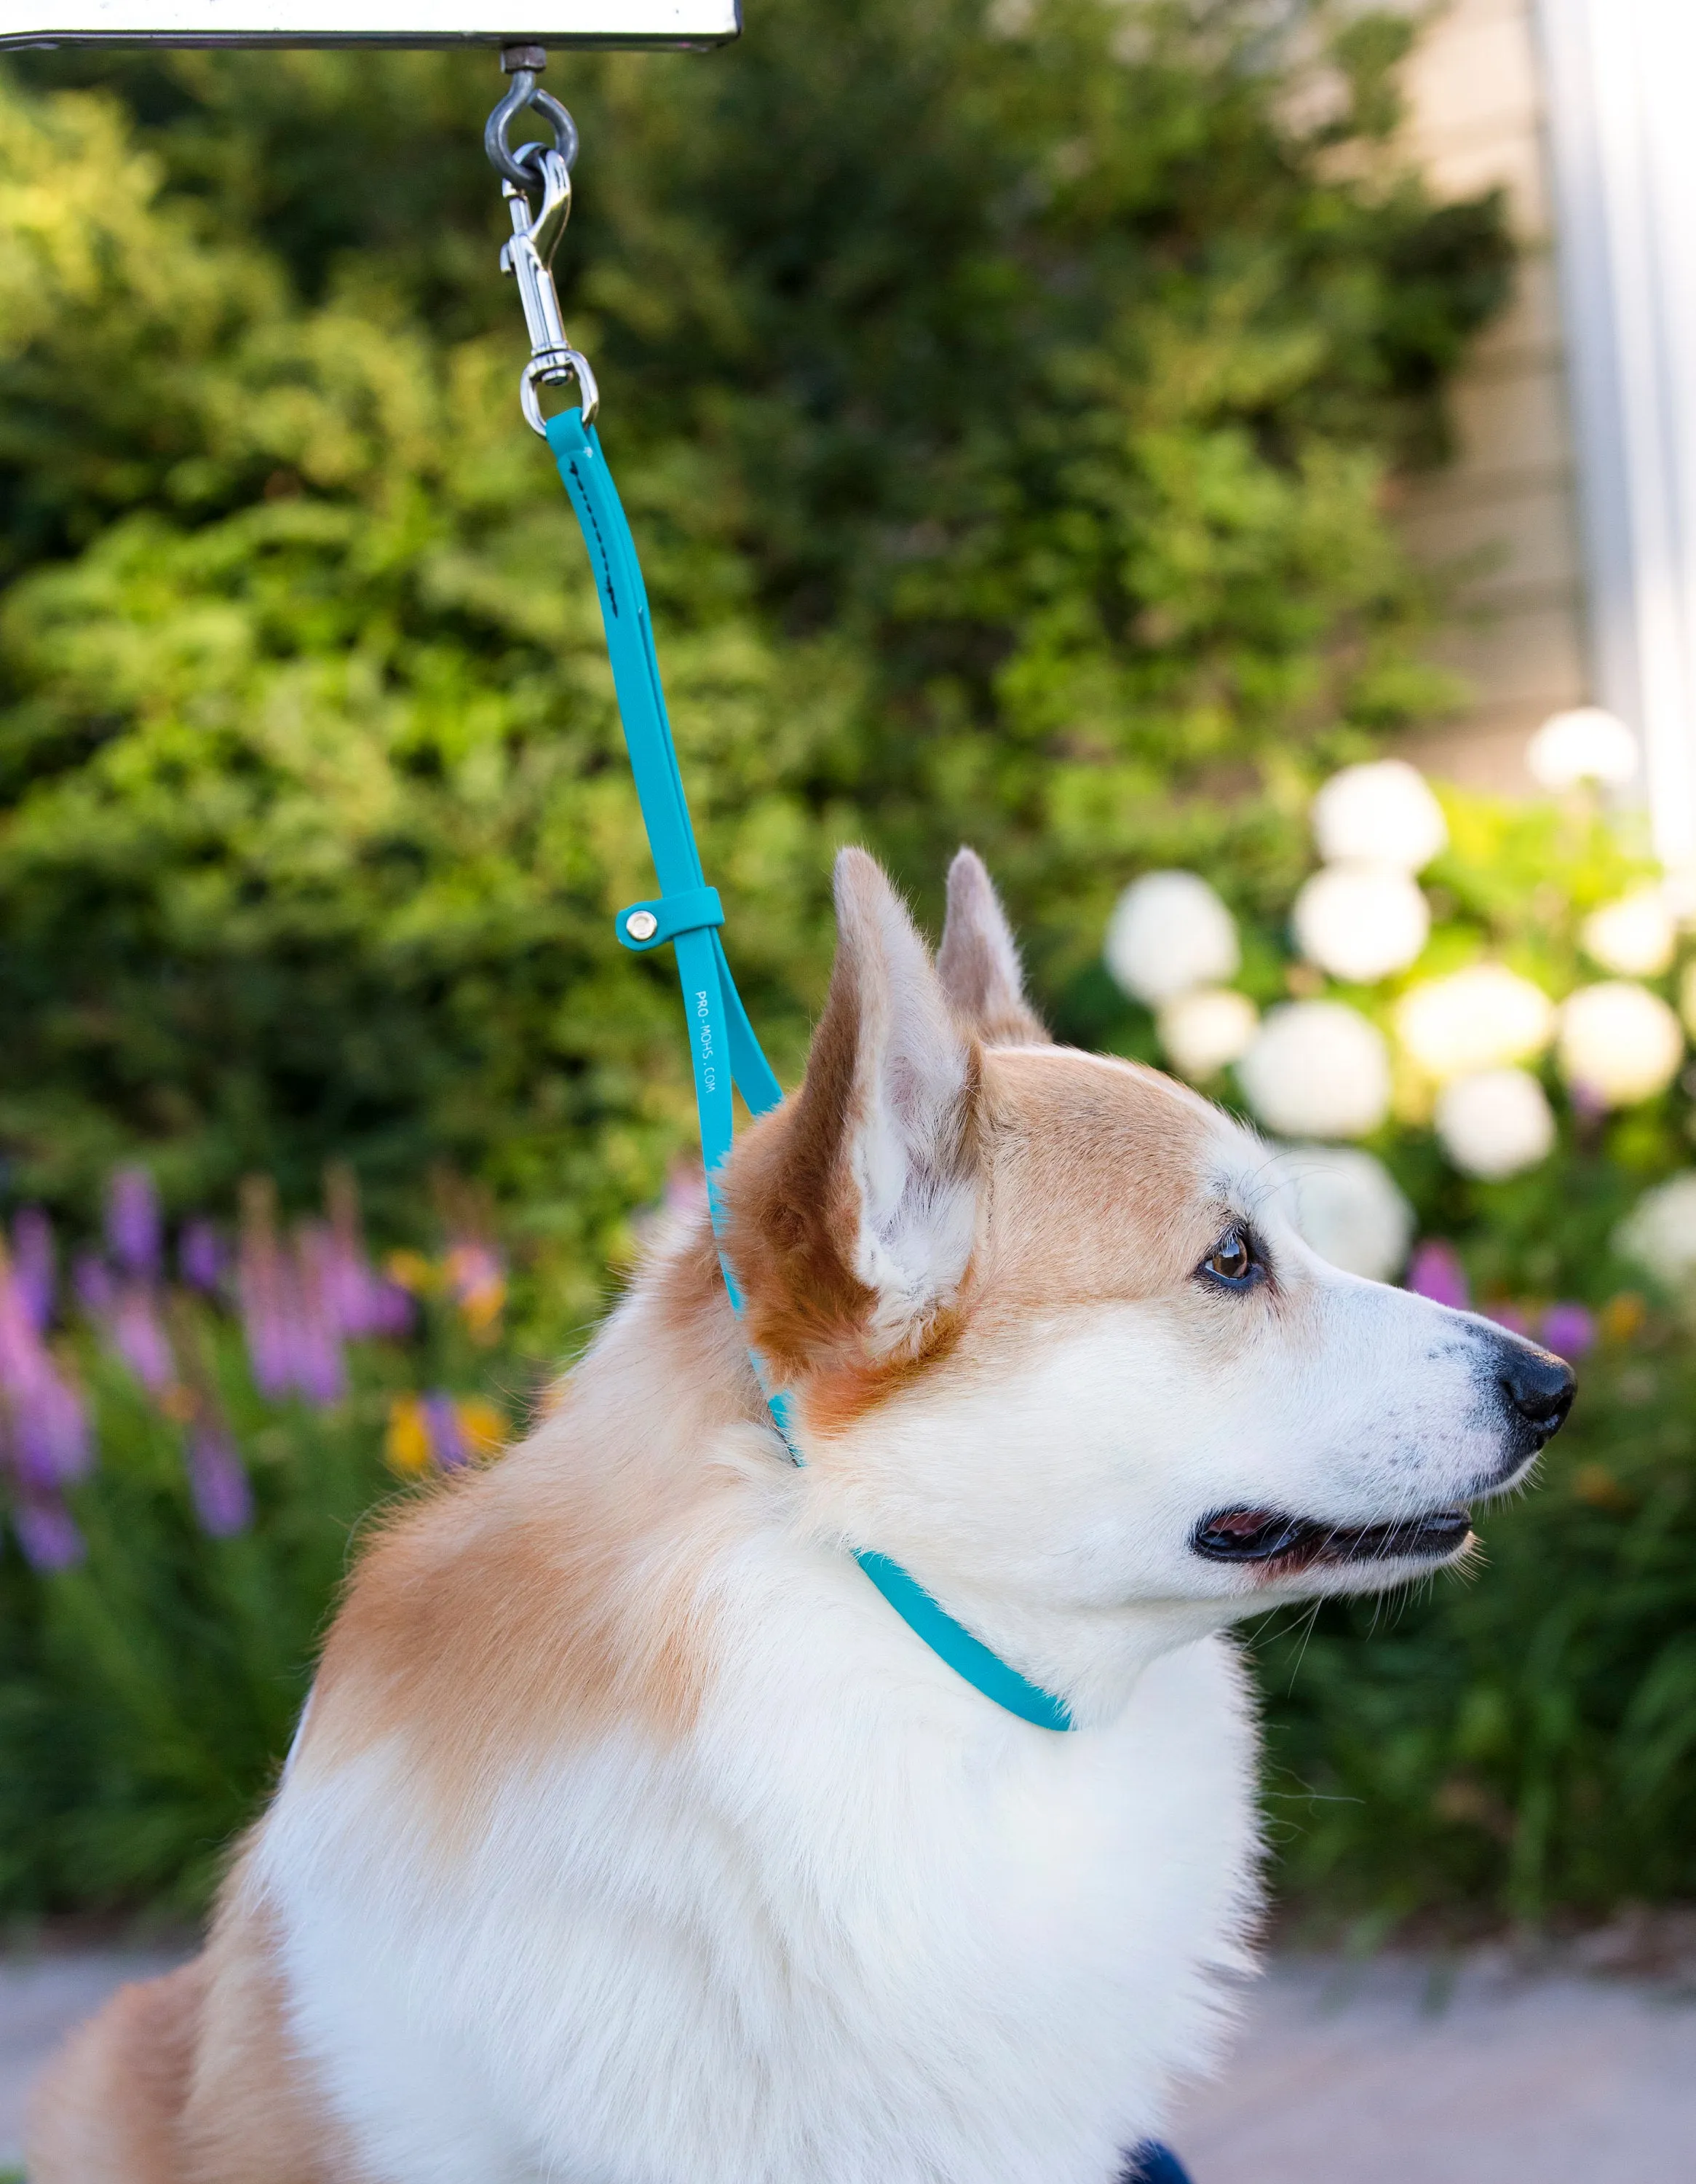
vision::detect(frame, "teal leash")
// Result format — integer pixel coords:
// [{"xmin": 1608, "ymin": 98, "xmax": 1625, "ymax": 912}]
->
[{"xmin": 544, "ymin": 407, "xmax": 1073, "ymax": 1736}]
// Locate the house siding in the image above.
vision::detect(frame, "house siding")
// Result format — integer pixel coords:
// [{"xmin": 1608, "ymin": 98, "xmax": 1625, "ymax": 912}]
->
[{"xmin": 1395, "ymin": 0, "xmax": 1588, "ymax": 791}]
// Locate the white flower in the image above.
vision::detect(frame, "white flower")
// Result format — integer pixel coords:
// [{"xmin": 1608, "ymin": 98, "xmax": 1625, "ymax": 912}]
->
[
  {"xmin": 1616, "ymin": 1172, "xmax": 1696, "ymax": 1286},
  {"xmin": 1581, "ymin": 886, "xmax": 1677, "ymax": 978},
  {"xmin": 1395, "ymin": 965, "xmax": 1556, "ymax": 1083},
  {"xmin": 1311, "ymin": 760, "xmax": 1448, "ymax": 874},
  {"xmin": 1526, "ymin": 706, "xmax": 1639, "ymax": 791},
  {"xmin": 1293, "ymin": 864, "xmax": 1430, "ymax": 984},
  {"xmin": 1557, "ymin": 981, "xmax": 1684, "ymax": 1107},
  {"xmin": 1277, "ymin": 1144, "xmax": 1413, "ymax": 1281},
  {"xmin": 1157, "ymin": 988, "xmax": 1259, "ymax": 1080},
  {"xmin": 1104, "ymin": 871, "xmax": 1239, "ymax": 1005},
  {"xmin": 1434, "ymin": 1068, "xmax": 1557, "ymax": 1179},
  {"xmin": 1237, "ymin": 1001, "xmax": 1392, "ymax": 1139}
]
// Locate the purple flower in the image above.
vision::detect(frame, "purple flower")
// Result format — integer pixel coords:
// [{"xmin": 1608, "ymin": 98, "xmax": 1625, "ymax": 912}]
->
[
  {"xmin": 320, "ymin": 1235, "xmax": 397, "ymax": 1342},
  {"xmin": 79, "ymin": 1251, "xmax": 174, "ymax": 1403},
  {"xmin": 74, "ymin": 1252, "xmax": 114, "ymax": 1319},
  {"xmin": 1541, "ymin": 1302, "xmax": 1596, "ymax": 1361},
  {"xmin": 320, "ymin": 1169, "xmax": 413, "ymax": 1341},
  {"xmin": 112, "ymin": 1286, "xmax": 175, "ymax": 1394},
  {"xmin": 239, "ymin": 1196, "xmax": 346, "ymax": 1409},
  {"xmin": 0, "ymin": 1267, "xmax": 44, "ymax": 1401},
  {"xmin": 0, "ymin": 1261, "xmax": 90, "ymax": 1488},
  {"xmin": 9, "ymin": 1370, "xmax": 90, "ymax": 1492},
  {"xmin": 238, "ymin": 1214, "xmax": 293, "ymax": 1401},
  {"xmin": 1408, "ymin": 1240, "xmax": 1470, "ymax": 1311},
  {"xmin": 106, "ymin": 1166, "xmax": 162, "ymax": 1281},
  {"xmin": 12, "ymin": 1209, "xmax": 55, "ymax": 1333},
  {"xmin": 1487, "ymin": 1302, "xmax": 1531, "ymax": 1337},
  {"xmin": 422, "ymin": 1391, "xmax": 469, "ymax": 1470},
  {"xmin": 186, "ymin": 1425, "xmax": 253, "ymax": 1538},
  {"xmin": 363, "ymin": 1279, "xmax": 416, "ymax": 1340},
  {"xmin": 12, "ymin": 1493, "xmax": 84, "ymax": 1572},
  {"xmin": 178, "ymin": 1219, "xmax": 226, "ymax": 1294},
  {"xmin": 290, "ymin": 1225, "xmax": 349, "ymax": 1407}
]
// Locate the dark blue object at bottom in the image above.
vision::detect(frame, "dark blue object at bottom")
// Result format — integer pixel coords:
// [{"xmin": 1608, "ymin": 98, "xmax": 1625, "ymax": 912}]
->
[{"xmin": 1120, "ymin": 2144, "xmax": 1193, "ymax": 2184}]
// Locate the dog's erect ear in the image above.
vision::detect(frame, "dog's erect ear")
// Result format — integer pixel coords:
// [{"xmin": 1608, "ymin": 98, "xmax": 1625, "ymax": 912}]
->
[
  {"xmin": 730, "ymin": 848, "xmax": 980, "ymax": 1368},
  {"xmin": 935, "ymin": 848, "xmax": 1047, "ymax": 1047},
  {"xmin": 820, "ymin": 847, "xmax": 981, "ymax": 1344}
]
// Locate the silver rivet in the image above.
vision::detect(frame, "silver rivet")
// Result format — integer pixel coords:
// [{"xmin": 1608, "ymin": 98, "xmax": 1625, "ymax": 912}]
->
[{"xmin": 625, "ymin": 909, "xmax": 659, "ymax": 942}]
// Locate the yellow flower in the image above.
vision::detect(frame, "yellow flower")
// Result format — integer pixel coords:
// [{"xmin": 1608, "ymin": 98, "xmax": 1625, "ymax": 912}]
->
[
  {"xmin": 385, "ymin": 1394, "xmax": 432, "ymax": 1476},
  {"xmin": 459, "ymin": 1281, "xmax": 506, "ymax": 1339},
  {"xmin": 1572, "ymin": 1463, "xmax": 1634, "ymax": 1514},
  {"xmin": 455, "ymin": 1398, "xmax": 507, "ymax": 1461},
  {"xmin": 445, "ymin": 1243, "xmax": 506, "ymax": 1339},
  {"xmin": 384, "ymin": 1249, "xmax": 438, "ymax": 1295},
  {"xmin": 1598, "ymin": 1291, "xmax": 1647, "ymax": 1346}
]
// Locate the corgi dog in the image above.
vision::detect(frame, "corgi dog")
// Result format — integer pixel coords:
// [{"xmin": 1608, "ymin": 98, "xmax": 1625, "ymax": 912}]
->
[{"xmin": 32, "ymin": 847, "xmax": 1573, "ymax": 2184}]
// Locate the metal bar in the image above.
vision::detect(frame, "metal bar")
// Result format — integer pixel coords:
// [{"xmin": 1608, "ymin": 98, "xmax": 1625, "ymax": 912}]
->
[{"xmin": 1, "ymin": 1, "xmax": 739, "ymax": 49}]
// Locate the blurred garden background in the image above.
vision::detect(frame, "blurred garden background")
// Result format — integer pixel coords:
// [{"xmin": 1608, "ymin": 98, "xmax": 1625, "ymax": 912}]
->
[{"xmin": 1, "ymin": 0, "xmax": 1694, "ymax": 1946}]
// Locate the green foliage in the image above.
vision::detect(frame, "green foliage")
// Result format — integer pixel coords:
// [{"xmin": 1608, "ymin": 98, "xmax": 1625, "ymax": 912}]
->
[
  {"xmin": 30, "ymin": 4, "xmax": 1687, "ymax": 1937},
  {"xmin": 0, "ymin": 1, "xmax": 1509, "ymax": 1278},
  {"xmin": 1424, "ymin": 800, "xmax": 1680, "ymax": 1295},
  {"xmin": 0, "ymin": 1336, "xmax": 397, "ymax": 1916},
  {"xmin": 1260, "ymin": 1323, "xmax": 1696, "ymax": 1925},
  {"xmin": 0, "ymin": 1254, "xmax": 534, "ymax": 1921}
]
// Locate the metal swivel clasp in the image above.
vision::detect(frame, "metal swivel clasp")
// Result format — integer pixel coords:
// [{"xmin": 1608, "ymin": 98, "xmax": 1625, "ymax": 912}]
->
[{"xmin": 486, "ymin": 55, "xmax": 599, "ymax": 435}]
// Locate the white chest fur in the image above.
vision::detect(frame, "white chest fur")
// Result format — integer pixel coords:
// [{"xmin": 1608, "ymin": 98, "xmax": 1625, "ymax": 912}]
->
[{"xmin": 258, "ymin": 1582, "xmax": 1259, "ymax": 2184}]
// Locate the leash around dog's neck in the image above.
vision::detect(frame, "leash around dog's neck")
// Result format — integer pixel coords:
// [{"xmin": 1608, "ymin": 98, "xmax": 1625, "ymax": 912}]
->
[{"xmin": 540, "ymin": 406, "xmax": 1073, "ymax": 1737}]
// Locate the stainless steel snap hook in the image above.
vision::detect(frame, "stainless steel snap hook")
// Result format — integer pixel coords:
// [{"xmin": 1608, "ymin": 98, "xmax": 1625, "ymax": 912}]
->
[{"xmin": 487, "ymin": 52, "xmax": 598, "ymax": 434}]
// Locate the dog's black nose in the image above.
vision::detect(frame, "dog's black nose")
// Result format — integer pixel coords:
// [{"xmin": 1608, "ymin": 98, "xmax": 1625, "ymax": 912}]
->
[{"xmin": 1498, "ymin": 1342, "xmax": 1575, "ymax": 1433}]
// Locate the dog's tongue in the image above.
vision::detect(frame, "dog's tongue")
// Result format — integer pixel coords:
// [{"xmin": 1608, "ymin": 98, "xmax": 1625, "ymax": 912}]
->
[{"xmin": 1192, "ymin": 1508, "xmax": 1312, "ymax": 1560}]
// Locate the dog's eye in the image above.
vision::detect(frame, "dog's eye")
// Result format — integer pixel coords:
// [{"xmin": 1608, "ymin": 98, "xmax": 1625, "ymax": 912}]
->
[{"xmin": 1200, "ymin": 1229, "xmax": 1259, "ymax": 1288}]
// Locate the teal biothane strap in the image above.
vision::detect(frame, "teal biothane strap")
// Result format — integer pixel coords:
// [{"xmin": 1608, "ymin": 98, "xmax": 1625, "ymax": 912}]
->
[
  {"xmin": 854, "ymin": 1552, "xmax": 1074, "ymax": 1731},
  {"xmin": 547, "ymin": 408, "xmax": 1072, "ymax": 1736}
]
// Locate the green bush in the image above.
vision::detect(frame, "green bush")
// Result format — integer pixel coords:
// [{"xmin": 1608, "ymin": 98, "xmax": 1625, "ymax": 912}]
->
[
  {"xmin": 0, "ymin": 1337, "xmax": 400, "ymax": 1918},
  {"xmin": 16, "ymin": 4, "xmax": 1681, "ymax": 1936},
  {"xmin": 9, "ymin": 776, "xmax": 1696, "ymax": 1934},
  {"xmin": 0, "ymin": 1182, "xmax": 534, "ymax": 1920},
  {"xmin": 0, "ymin": 1, "xmax": 1507, "ymax": 1281}
]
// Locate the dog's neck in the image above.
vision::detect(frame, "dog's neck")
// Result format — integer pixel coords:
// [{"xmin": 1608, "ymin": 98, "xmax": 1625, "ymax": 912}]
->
[{"xmin": 550, "ymin": 1216, "xmax": 1239, "ymax": 1742}]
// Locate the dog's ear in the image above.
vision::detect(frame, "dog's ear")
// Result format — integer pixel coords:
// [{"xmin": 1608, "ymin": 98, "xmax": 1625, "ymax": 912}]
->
[
  {"xmin": 935, "ymin": 848, "xmax": 1047, "ymax": 1047},
  {"xmin": 729, "ymin": 847, "xmax": 980, "ymax": 1370}
]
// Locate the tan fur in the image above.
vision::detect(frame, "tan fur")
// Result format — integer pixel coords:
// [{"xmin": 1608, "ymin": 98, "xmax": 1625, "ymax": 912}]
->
[
  {"xmin": 29, "ymin": 1873, "xmax": 350, "ymax": 2184},
  {"xmin": 725, "ymin": 1039, "xmax": 1226, "ymax": 1441},
  {"xmin": 28, "ymin": 1962, "xmax": 206, "ymax": 2184},
  {"xmin": 971, "ymin": 1048, "xmax": 1226, "ymax": 1315},
  {"xmin": 303, "ymin": 1254, "xmax": 764, "ymax": 1817},
  {"xmin": 28, "ymin": 1246, "xmax": 778, "ymax": 2180},
  {"xmin": 175, "ymin": 1883, "xmax": 352, "ymax": 2184},
  {"xmin": 720, "ymin": 882, "xmax": 882, "ymax": 1380}
]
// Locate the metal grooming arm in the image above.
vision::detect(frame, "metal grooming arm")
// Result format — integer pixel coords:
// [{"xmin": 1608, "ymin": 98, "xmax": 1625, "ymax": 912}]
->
[{"xmin": 0, "ymin": 3, "xmax": 739, "ymax": 50}]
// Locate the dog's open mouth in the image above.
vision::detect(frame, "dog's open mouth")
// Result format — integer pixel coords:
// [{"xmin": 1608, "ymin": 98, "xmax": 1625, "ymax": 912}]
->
[{"xmin": 1191, "ymin": 1505, "xmax": 1473, "ymax": 1572}]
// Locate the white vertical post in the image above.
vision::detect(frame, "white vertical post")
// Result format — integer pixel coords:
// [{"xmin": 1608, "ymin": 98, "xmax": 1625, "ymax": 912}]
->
[{"xmin": 1537, "ymin": 0, "xmax": 1696, "ymax": 876}]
